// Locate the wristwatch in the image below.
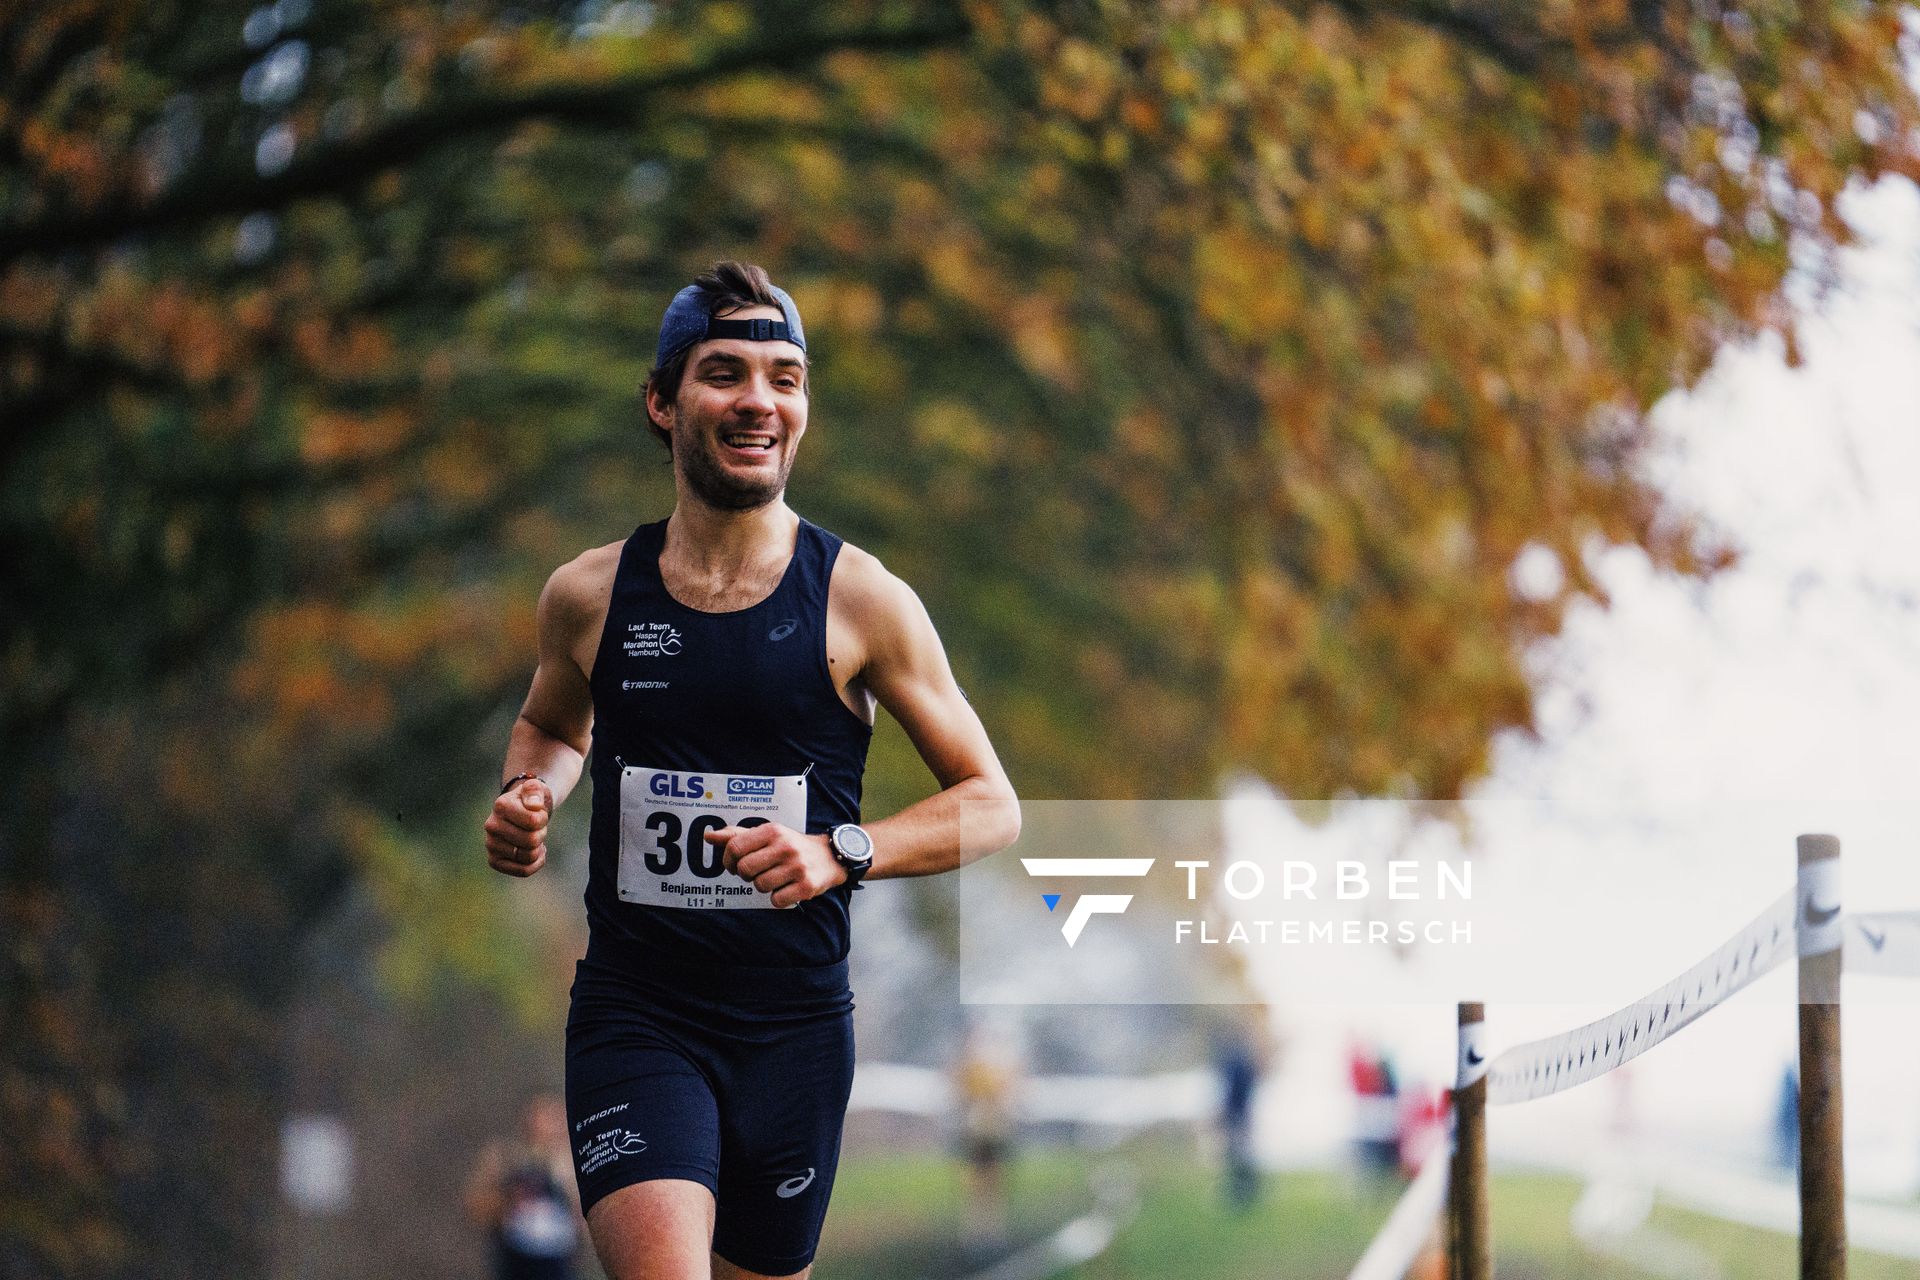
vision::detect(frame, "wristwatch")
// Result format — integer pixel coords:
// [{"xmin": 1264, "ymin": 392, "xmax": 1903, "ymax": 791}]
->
[{"xmin": 827, "ymin": 823, "xmax": 875, "ymax": 888}]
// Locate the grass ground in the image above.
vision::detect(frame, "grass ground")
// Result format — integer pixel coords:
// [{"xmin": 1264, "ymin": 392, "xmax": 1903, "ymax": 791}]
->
[{"xmin": 814, "ymin": 1139, "xmax": 1918, "ymax": 1280}]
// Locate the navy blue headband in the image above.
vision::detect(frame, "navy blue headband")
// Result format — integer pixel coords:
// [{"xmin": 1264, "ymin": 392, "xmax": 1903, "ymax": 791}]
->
[{"xmin": 655, "ymin": 281, "xmax": 807, "ymax": 367}]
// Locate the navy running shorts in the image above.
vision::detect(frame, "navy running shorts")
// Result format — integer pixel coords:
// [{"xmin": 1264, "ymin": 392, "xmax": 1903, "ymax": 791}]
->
[{"xmin": 563, "ymin": 952, "xmax": 855, "ymax": 1276}]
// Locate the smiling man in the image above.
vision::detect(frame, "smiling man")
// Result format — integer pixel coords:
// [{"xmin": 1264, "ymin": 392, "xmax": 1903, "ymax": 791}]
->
[{"xmin": 482, "ymin": 261, "xmax": 1021, "ymax": 1280}]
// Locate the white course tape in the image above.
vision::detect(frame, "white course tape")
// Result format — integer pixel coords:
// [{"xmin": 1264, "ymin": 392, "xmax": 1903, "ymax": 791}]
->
[
  {"xmin": 961, "ymin": 1160, "xmax": 1138, "ymax": 1280},
  {"xmin": 1649, "ymin": 1159, "xmax": 1920, "ymax": 1260},
  {"xmin": 1486, "ymin": 889, "xmax": 1796, "ymax": 1105},
  {"xmin": 1844, "ymin": 911, "xmax": 1920, "ymax": 978},
  {"xmin": 1347, "ymin": 1136, "xmax": 1452, "ymax": 1280},
  {"xmin": 1796, "ymin": 856, "xmax": 1843, "ymax": 957},
  {"xmin": 1569, "ymin": 1174, "xmax": 1724, "ymax": 1280}
]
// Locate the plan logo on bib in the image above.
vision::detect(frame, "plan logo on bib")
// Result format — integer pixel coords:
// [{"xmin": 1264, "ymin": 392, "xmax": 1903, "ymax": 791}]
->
[{"xmin": 1022, "ymin": 858, "xmax": 1155, "ymax": 947}]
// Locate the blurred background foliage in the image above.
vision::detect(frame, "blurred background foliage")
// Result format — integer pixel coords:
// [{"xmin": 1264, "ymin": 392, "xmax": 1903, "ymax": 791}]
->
[{"xmin": 4, "ymin": 0, "xmax": 1918, "ymax": 1275}]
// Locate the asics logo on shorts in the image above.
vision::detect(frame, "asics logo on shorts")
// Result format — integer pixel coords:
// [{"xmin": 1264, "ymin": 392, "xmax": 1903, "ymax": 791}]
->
[{"xmin": 775, "ymin": 1168, "xmax": 816, "ymax": 1198}]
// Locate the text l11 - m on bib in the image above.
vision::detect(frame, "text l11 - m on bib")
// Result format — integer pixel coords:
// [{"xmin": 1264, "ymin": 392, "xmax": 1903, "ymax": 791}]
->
[{"xmin": 617, "ymin": 764, "xmax": 807, "ymax": 910}]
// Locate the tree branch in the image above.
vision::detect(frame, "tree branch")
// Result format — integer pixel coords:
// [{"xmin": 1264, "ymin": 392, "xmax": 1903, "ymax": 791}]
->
[
  {"xmin": 0, "ymin": 5, "xmax": 114, "ymax": 113},
  {"xmin": 683, "ymin": 113, "xmax": 951, "ymax": 174},
  {"xmin": 0, "ymin": 11, "xmax": 971, "ymax": 261},
  {"xmin": 0, "ymin": 317, "xmax": 230, "ymax": 470},
  {"xmin": 1322, "ymin": 0, "xmax": 1545, "ymax": 76}
]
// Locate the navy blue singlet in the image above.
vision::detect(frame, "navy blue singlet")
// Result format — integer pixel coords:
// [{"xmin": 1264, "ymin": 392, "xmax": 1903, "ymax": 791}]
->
[
  {"xmin": 579, "ymin": 516, "xmax": 874, "ymax": 993},
  {"xmin": 564, "ymin": 516, "xmax": 873, "ymax": 1268}
]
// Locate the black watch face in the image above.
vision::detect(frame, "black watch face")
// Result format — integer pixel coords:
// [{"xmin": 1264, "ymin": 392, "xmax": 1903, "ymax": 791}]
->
[{"xmin": 835, "ymin": 825, "xmax": 873, "ymax": 862}]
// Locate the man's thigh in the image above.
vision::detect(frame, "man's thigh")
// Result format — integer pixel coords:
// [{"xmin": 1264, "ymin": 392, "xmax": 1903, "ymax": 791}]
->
[
  {"xmin": 708, "ymin": 1012, "xmax": 854, "ymax": 1278},
  {"xmin": 585, "ymin": 1179, "xmax": 714, "ymax": 1280},
  {"xmin": 568, "ymin": 1013, "xmax": 725, "ymax": 1228}
]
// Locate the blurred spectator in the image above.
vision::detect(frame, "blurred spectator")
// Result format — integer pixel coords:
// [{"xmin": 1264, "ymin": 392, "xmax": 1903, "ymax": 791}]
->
[
  {"xmin": 464, "ymin": 1095, "xmax": 582, "ymax": 1280},
  {"xmin": 1608, "ymin": 1063, "xmax": 1637, "ymax": 1140},
  {"xmin": 1213, "ymin": 1007, "xmax": 1273, "ymax": 1211},
  {"xmin": 1395, "ymin": 1083, "xmax": 1448, "ymax": 1180},
  {"xmin": 1350, "ymin": 1040, "xmax": 1401, "ymax": 1177},
  {"xmin": 953, "ymin": 1017, "xmax": 1025, "ymax": 1252},
  {"xmin": 1774, "ymin": 1062, "xmax": 1799, "ymax": 1172}
]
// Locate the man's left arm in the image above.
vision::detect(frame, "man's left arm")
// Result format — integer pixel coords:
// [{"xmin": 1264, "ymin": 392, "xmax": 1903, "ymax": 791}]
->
[
  {"xmin": 713, "ymin": 560, "xmax": 1019, "ymax": 901},
  {"xmin": 856, "ymin": 570, "xmax": 1020, "ymax": 880}
]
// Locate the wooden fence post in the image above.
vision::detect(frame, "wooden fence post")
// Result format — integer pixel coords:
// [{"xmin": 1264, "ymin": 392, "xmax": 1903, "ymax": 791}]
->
[
  {"xmin": 1450, "ymin": 1001, "xmax": 1490, "ymax": 1280},
  {"xmin": 1797, "ymin": 833, "xmax": 1846, "ymax": 1280}
]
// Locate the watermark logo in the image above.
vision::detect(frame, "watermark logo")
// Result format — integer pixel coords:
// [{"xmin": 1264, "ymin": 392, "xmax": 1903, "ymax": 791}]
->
[{"xmin": 1021, "ymin": 858, "xmax": 1154, "ymax": 947}]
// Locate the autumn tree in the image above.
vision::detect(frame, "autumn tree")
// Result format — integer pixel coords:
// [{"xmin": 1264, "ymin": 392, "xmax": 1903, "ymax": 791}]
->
[{"xmin": 4, "ymin": 0, "xmax": 1917, "ymax": 1274}]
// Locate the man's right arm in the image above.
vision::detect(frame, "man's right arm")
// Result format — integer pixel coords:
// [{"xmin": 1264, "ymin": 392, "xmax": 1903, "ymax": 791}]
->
[{"xmin": 484, "ymin": 562, "xmax": 597, "ymax": 878}]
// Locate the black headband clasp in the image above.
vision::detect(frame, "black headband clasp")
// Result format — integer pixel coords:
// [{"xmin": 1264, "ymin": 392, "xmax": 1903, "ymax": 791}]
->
[{"xmin": 706, "ymin": 317, "xmax": 792, "ymax": 343}]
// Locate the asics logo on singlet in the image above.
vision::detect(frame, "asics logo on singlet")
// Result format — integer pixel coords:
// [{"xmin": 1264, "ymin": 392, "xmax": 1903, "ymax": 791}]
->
[
  {"xmin": 1022, "ymin": 858, "xmax": 1156, "ymax": 947},
  {"xmin": 769, "ymin": 618, "xmax": 798, "ymax": 642},
  {"xmin": 775, "ymin": 1168, "xmax": 816, "ymax": 1198}
]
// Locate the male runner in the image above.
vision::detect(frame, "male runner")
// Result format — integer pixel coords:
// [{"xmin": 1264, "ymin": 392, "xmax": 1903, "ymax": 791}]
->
[{"xmin": 482, "ymin": 260, "xmax": 1021, "ymax": 1280}]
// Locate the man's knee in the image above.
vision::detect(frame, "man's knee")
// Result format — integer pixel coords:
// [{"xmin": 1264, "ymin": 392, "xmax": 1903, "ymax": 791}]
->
[
  {"xmin": 586, "ymin": 1179, "xmax": 716, "ymax": 1280},
  {"xmin": 712, "ymin": 1253, "xmax": 810, "ymax": 1280}
]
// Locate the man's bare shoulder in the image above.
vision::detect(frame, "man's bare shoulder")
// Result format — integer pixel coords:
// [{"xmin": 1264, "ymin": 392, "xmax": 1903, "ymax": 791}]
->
[
  {"xmin": 553, "ymin": 539, "xmax": 624, "ymax": 590},
  {"xmin": 831, "ymin": 540, "xmax": 914, "ymax": 618},
  {"xmin": 830, "ymin": 540, "xmax": 936, "ymax": 664},
  {"xmin": 540, "ymin": 540, "xmax": 624, "ymax": 638}
]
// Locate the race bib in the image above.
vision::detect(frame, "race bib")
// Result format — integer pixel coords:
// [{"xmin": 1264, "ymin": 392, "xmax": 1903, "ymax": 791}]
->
[{"xmin": 618, "ymin": 764, "xmax": 808, "ymax": 910}]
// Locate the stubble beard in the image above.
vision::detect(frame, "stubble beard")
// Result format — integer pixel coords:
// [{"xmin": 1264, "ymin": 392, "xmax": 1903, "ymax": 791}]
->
[{"xmin": 677, "ymin": 429, "xmax": 793, "ymax": 512}]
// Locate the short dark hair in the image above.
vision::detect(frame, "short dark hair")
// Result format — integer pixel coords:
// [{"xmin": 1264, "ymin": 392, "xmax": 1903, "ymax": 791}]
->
[{"xmin": 642, "ymin": 261, "xmax": 805, "ymax": 451}]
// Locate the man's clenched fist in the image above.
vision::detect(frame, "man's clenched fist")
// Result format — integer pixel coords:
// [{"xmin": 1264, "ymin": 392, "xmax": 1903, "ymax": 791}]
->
[
  {"xmin": 486, "ymin": 778, "xmax": 553, "ymax": 877},
  {"xmin": 707, "ymin": 823, "xmax": 847, "ymax": 908}
]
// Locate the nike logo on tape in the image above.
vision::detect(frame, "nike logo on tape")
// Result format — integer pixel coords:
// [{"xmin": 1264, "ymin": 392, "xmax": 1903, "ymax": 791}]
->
[
  {"xmin": 1863, "ymin": 925, "xmax": 1887, "ymax": 951},
  {"xmin": 776, "ymin": 1168, "xmax": 816, "ymax": 1198},
  {"xmin": 1803, "ymin": 896, "xmax": 1840, "ymax": 927},
  {"xmin": 1465, "ymin": 1047, "xmax": 1484, "ymax": 1066}
]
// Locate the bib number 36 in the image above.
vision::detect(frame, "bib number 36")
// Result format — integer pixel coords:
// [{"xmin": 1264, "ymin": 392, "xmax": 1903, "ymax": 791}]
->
[
  {"xmin": 618, "ymin": 765, "xmax": 808, "ymax": 910},
  {"xmin": 642, "ymin": 811, "xmax": 766, "ymax": 877}
]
